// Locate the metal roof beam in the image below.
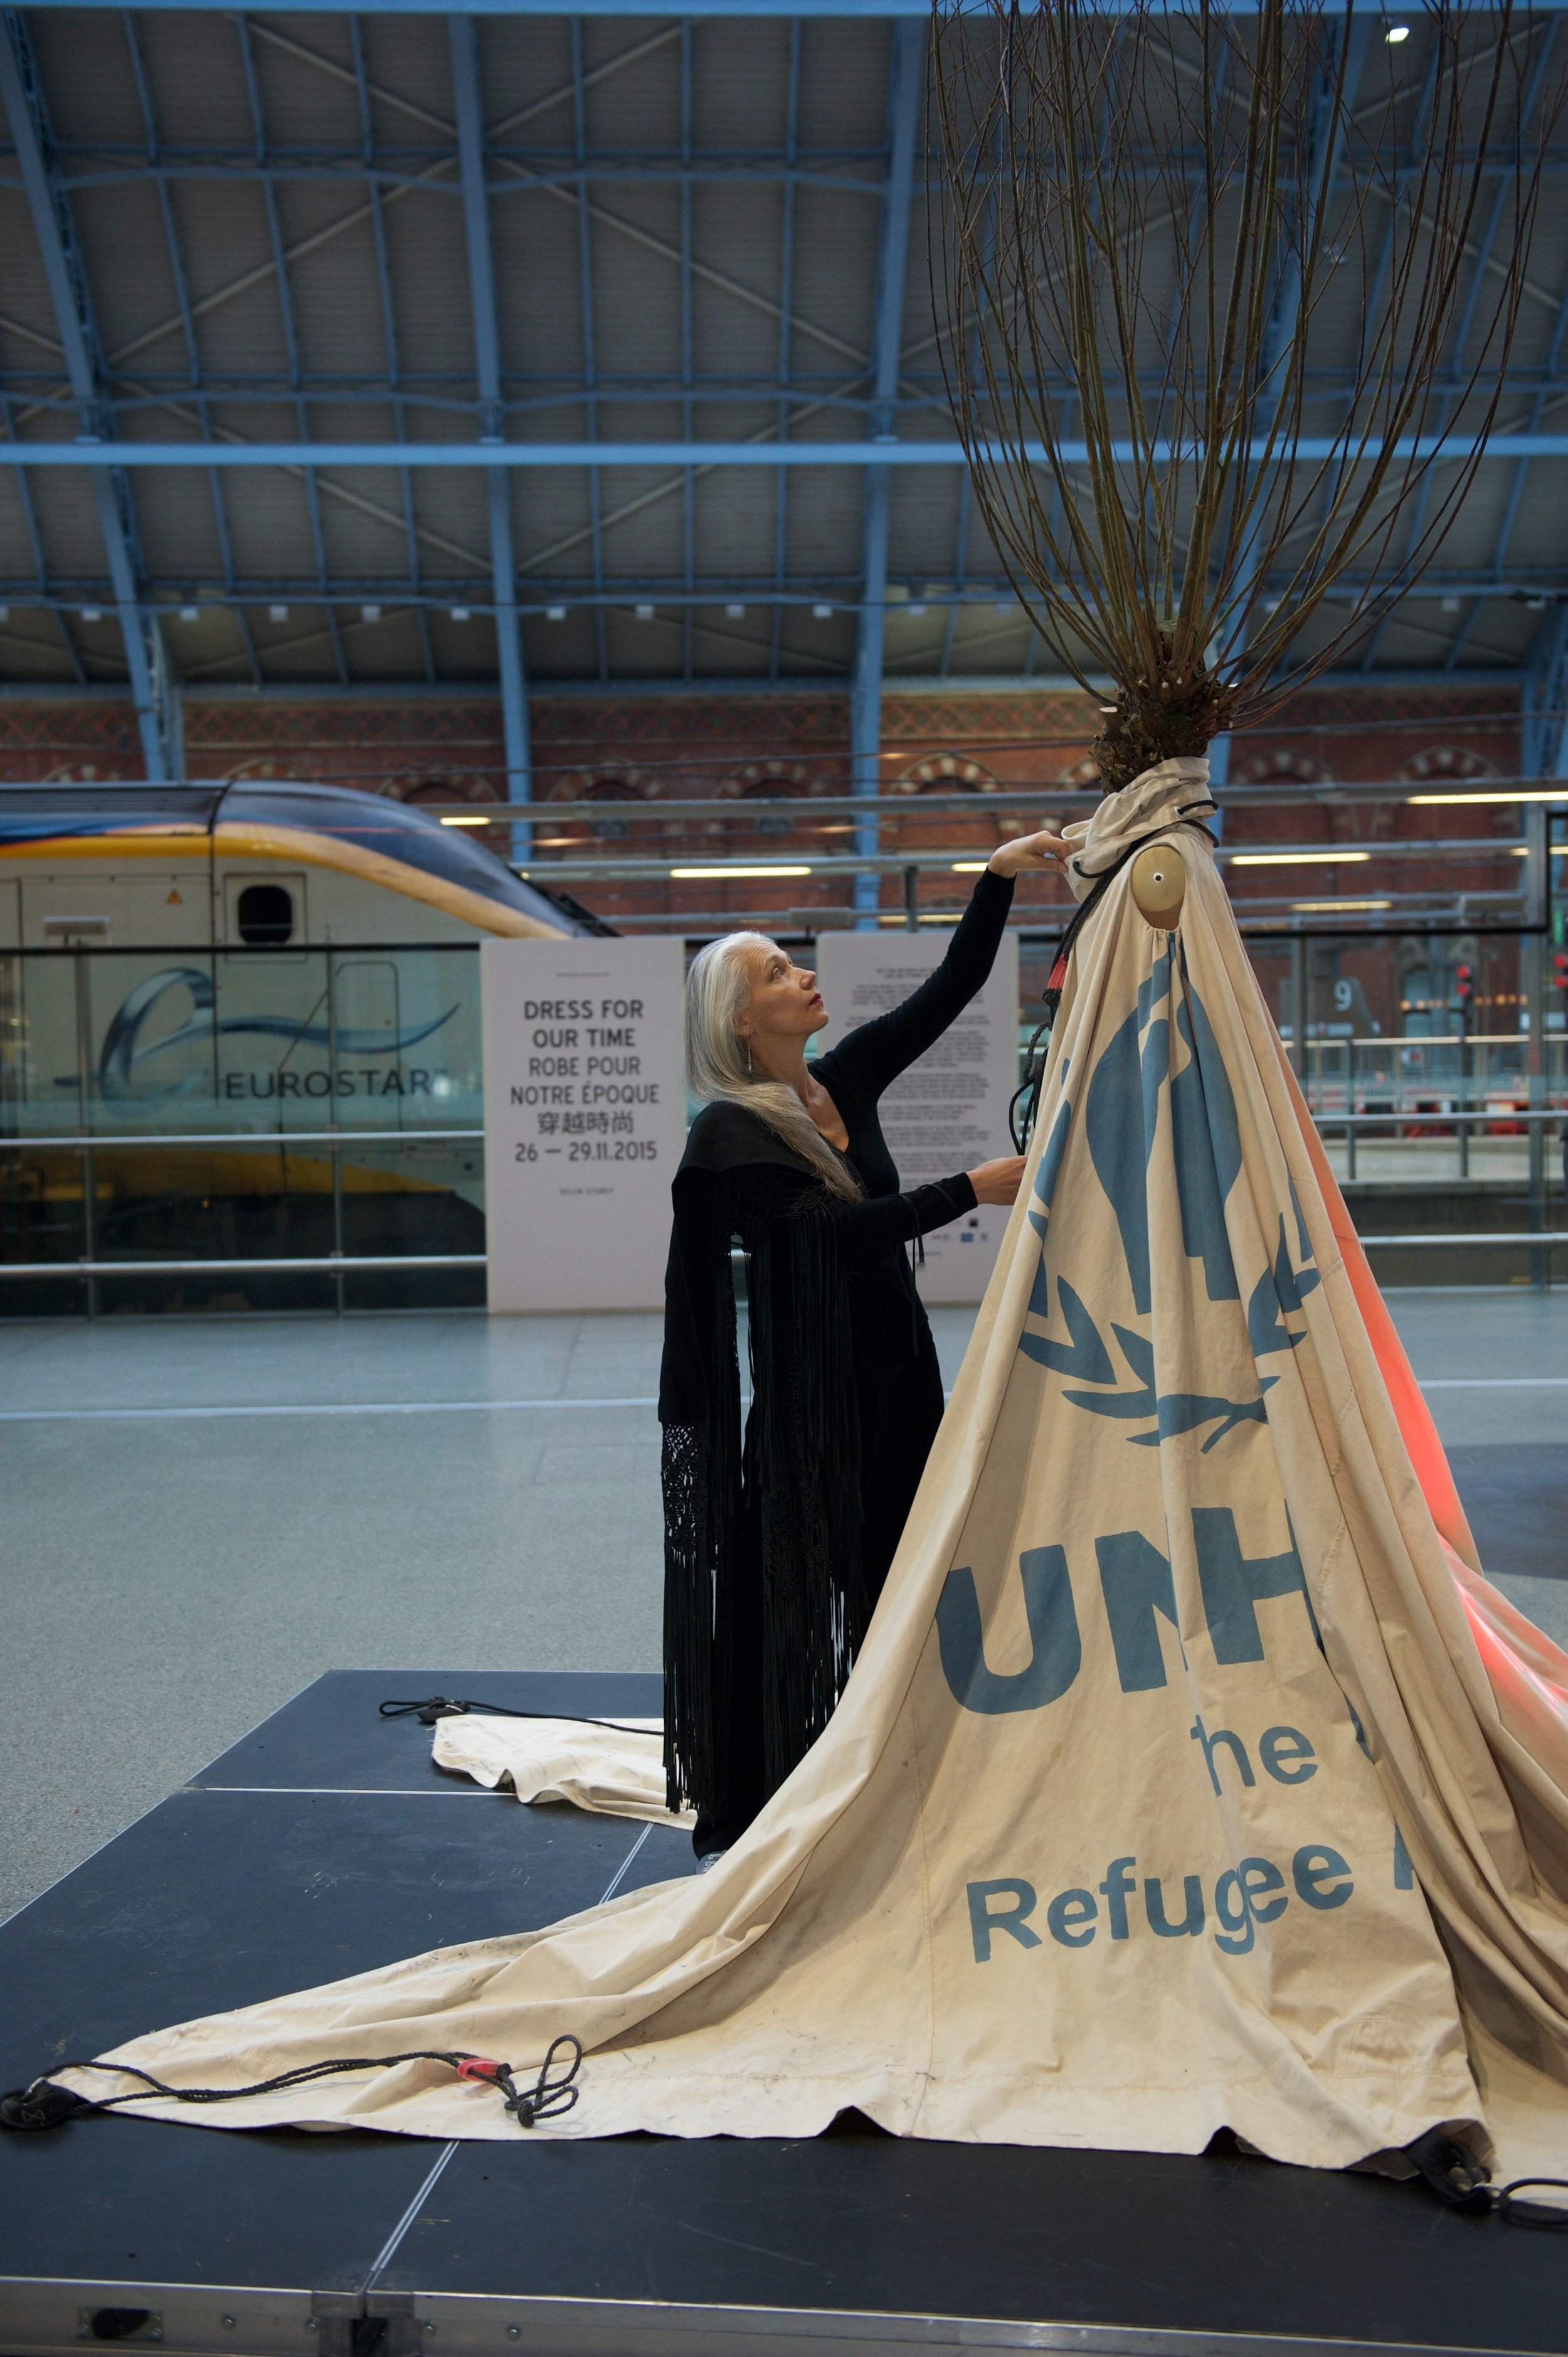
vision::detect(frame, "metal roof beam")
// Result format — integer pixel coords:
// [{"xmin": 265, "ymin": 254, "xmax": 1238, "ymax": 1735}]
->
[
  {"xmin": 851, "ymin": 14, "xmax": 922, "ymax": 922},
  {"xmin": 16, "ymin": 434, "xmax": 1568, "ymax": 467},
  {"xmin": 450, "ymin": 11, "xmax": 531, "ymax": 854},
  {"xmin": 0, "ymin": 11, "xmax": 172, "ymax": 770},
  {"xmin": 21, "ymin": 0, "xmax": 1568, "ymax": 16}
]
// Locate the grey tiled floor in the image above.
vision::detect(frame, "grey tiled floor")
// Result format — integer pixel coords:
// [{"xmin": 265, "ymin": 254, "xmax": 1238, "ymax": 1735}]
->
[{"xmin": 1, "ymin": 1290, "xmax": 1562, "ymax": 1923}]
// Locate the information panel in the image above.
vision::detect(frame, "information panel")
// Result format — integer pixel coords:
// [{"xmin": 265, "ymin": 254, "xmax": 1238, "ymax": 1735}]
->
[
  {"xmin": 812, "ymin": 925, "xmax": 1019, "ymax": 1305},
  {"xmin": 481, "ymin": 937, "xmax": 685, "ymax": 1312}
]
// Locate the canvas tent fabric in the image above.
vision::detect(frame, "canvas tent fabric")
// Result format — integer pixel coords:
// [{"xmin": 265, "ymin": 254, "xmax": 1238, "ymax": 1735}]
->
[
  {"xmin": 60, "ymin": 759, "xmax": 1568, "ymax": 2177},
  {"xmin": 432, "ymin": 1713, "xmax": 691, "ymax": 1829}
]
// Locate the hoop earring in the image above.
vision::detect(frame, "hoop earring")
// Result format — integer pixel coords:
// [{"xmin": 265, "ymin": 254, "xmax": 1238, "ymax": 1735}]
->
[{"xmin": 744, "ymin": 1038, "xmax": 754, "ymax": 1078}]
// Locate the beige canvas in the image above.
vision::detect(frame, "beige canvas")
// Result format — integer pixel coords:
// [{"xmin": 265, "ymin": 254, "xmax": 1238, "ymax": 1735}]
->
[
  {"xmin": 432, "ymin": 1713, "xmax": 691, "ymax": 1828},
  {"xmin": 62, "ymin": 760, "xmax": 1568, "ymax": 2178}
]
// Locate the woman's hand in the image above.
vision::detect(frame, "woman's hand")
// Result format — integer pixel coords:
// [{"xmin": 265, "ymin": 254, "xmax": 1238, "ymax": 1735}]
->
[
  {"xmin": 988, "ymin": 828, "xmax": 1073, "ymax": 878},
  {"xmin": 967, "ymin": 1154, "xmax": 1027, "ymax": 1206}
]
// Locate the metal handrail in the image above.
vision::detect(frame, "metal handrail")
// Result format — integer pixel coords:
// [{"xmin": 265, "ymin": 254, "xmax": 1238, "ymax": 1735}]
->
[
  {"xmin": 0, "ymin": 1255, "xmax": 485, "ymax": 1278},
  {"xmin": 0, "ymin": 1129, "xmax": 484, "ymax": 1149},
  {"xmin": 0, "ymin": 1238, "xmax": 1559, "ymax": 1284}
]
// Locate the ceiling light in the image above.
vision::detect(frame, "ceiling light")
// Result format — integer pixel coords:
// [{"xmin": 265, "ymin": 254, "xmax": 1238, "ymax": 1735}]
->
[
  {"xmin": 1509, "ymin": 844, "xmax": 1568, "ymax": 855},
  {"xmin": 1231, "ymin": 850, "xmax": 1371, "ymax": 866},
  {"xmin": 440, "ymin": 814, "xmax": 493, "ymax": 827},
  {"xmin": 635, "ymin": 604, "xmax": 655, "ymax": 620},
  {"xmin": 1440, "ymin": 596, "xmax": 1461, "ymax": 614},
  {"xmin": 1291, "ymin": 898, "xmax": 1393, "ymax": 913},
  {"xmin": 450, "ymin": 605, "xmax": 472, "ymax": 622},
  {"xmin": 813, "ymin": 604, "xmax": 833, "ymax": 619},
  {"xmin": 546, "ymin": 605, "xmax": 566, "ymax": 622},
  {"xmin": 1409, "ymin": 789, "xmax": 1567, "ymax": 805},
  {"xmin": 361, "ymin": 604, "xmax": 381, "ymax": 622},
  {"xmin": 726, "ymin": 604, "xmax": 745, "ymax": 619},
  {"xmin": 670, "ymin": 864, "xmax": 812, "ymax": 880},
  {"xmin": 179, "ymin": 604, "xmax": 199, "ymax": 622},
  {"xmin": 81, "ymin": 607, "xmax": 103, "ymax": 622},
  {"xmin": 1385, "ymin": 23, "xmax": 1409, "ymax": 41},
  {"xmin": 0, "ymin": 605, "xmax": 9, "ymax": 623},
  {"xmin": 909, "ymin": 603, "xmax": 926, "ymax": 618},
  {"xmin": 951, "ymin": 860, "xmax": 990, "ymax": 873},
  {"xmin": 269, "ymin": 604, "xmax": 289, "ymax": 622}
]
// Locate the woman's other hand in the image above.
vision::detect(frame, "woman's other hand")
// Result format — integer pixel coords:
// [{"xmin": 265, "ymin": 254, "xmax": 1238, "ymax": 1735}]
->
[
  {"xmin": 988, "ymin": 828, "xmax": 1071, "ymax": 878},
  {"xmin": 967, "ymin": 1154, "xmax": 1027, "ymax": 1206}
]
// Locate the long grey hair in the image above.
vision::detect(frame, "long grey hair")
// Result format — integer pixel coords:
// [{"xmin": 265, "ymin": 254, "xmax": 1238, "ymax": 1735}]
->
[{"xmin": 684, "ymin": 932, "xmax": 861, "ymax": 1200}]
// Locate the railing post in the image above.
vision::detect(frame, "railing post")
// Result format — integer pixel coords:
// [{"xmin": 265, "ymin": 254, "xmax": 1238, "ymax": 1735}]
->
[{"xmin": 326, "ymin": 944, "xmax": 345, "ymax": 1316}]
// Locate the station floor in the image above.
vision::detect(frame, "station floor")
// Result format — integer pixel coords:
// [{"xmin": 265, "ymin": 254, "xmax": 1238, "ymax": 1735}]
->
[{"xmin": 1, "ymin": 1287, "xmax": 1564, "ymax": 1927}]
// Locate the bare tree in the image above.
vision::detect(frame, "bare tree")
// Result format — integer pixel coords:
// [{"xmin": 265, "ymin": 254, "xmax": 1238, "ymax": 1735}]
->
[{"xmin": 931, "ymin": 0, "xmax": 1561, "ymax": 789}]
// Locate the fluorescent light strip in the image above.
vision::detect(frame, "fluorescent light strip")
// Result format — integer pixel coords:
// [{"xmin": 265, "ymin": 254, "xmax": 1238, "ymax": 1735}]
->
[
  {"xmin": 439, "ymin": 814, "xmax": 494, "ymax": 827},
  {"xmin": 951, "ymin": 860, "xmax": 989, "ymax": 873},
  {"xmin": 669, "ymin": 864, "xmax": 812, "ymax": 880},
  {"xmin": 1290, "ymin": 898, "xmax": 1392, "ymax": 913},
  {"xmin": 1408, "ymin": 790, "xmax": 1568, "ymax": 806},
  {"xmin": 1231, "ymin": 850, "xmax": 1371, "ymax": 867}
]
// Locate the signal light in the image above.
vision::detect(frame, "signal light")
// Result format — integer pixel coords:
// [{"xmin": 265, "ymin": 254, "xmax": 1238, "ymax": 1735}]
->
[
  {"xmin": 1550, "ymin": 950, "xmax": 1568, "ymax": 992},
  {"xmin": 1454, "ymin": 964, "xmax": 1473, "ymax": 1003}
]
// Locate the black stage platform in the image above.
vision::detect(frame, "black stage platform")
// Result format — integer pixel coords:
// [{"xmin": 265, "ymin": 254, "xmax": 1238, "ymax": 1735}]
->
[{"xmin": 3, "ymin": 1665, "xmax": 1565, "ymax": 2357}]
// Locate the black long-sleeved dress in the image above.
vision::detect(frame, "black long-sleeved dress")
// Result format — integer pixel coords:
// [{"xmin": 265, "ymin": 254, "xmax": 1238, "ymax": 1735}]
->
[{"xmin": 659, "ymin": 868, "xmax": 1015, "ymax": 1851}]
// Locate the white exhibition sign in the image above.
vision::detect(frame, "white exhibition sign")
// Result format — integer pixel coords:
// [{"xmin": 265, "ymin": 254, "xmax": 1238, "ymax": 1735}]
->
[
  {"xmin": 813, "ymin": 923, "xmax": 1020, "ymax": 1304},
  {"xmin": 481, "ymin": 937, "xmax": 686, "ymax": 1312}
]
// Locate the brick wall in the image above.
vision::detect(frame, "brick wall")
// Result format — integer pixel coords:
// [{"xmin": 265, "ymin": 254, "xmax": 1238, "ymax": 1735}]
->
[{"xmin": 0, "ymin": 683, "xmax": 1525, "ymax": 940}]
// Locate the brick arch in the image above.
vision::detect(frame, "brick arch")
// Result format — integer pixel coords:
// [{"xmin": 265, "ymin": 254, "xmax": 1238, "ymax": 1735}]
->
[
  {"xmin": 892, "ymin": 752, "xmax": 1002, "ymax": 795},
  {"xmin": 41, "ymin": 760, "xmax": 135, "ymax": 782},
  {"xmin": 715, "ymin": 758, "xmax": 835, "ymax": 800},
  {"xmin": 1394, "ymin": 745, "xmax": 1500, "ymax": 783},
  {"xmin": 382, "ymin": 766, "xmax": 501, "ymax": 809},
  {"xmin": 1236, "ymin": 750, "xmax": 1332, "ymax": 787},
  {"xmin": 545, "ymin": 762, "xmax": 665, "ymax": 852},
  {"xmin": 1054, "ymin": 755, "xmax": 1102, "ymax": 789},
  {"xmin": 548, "ymin": 762, "xmax": 664, "ymax": 802},
  {"xmin": 381, "ymin": 767, "xmax": 508, "ymax": 855}
]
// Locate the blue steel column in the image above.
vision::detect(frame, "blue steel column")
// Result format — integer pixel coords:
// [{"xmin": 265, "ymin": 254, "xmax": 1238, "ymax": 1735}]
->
[
  {"xmin": 850, "ymin": 16, "xmax": 923, "ymax": 925},
  {"xmin": 450, "ymin": 13, "xmax": 531, "ymax": 863},
  {"xmin": 0, "ymin": 11, "xmax": 172, "ymax": 778}
]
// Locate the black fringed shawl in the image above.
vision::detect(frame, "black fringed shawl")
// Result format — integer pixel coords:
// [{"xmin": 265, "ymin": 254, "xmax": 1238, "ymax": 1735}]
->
[{"xmin": 659, "ymin": 1114, "xmax": 869, "ymax": 1825}]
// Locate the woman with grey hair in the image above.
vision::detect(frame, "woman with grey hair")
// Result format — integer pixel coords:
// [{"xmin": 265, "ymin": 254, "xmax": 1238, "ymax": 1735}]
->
[{"xmin": 660, "ymin": 828, "xmax": 1066, "ymax": 1859}]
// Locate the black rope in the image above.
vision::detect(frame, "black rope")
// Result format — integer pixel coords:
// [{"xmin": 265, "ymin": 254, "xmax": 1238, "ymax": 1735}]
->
[
  {"xmin": 1, "ymin": 2036, "xmax": 583, "ymax": 2136},
  {"xmin": 380, "ymin": 1696, "xmax": 655, "ymax": 1733}
]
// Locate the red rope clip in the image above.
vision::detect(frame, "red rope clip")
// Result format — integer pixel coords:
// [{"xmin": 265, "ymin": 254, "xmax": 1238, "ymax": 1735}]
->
[{"xmin": 456, "ymin": 2056, "xmax": 507, "ymax": 2085}]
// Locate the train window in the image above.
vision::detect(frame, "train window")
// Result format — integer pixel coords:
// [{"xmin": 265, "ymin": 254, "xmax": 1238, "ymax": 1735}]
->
[{"xmin": 236, "ymin": 883, "xmax": 295, "ymax": 946}]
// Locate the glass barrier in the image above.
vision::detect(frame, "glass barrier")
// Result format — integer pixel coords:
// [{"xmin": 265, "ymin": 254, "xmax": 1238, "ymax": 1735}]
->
[
  {"xmin": 0, "ymin": 943, "xmax": 482, "ymax": 1137},
  {"xmin": 3, "ymin": 926, "xmax": 1563, "ymax": 1311}
]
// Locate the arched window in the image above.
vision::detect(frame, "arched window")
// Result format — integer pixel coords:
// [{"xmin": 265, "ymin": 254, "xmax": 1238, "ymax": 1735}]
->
[{"xmin": 547, "ymin": 763, "xmax": 664, "ymax": 847}]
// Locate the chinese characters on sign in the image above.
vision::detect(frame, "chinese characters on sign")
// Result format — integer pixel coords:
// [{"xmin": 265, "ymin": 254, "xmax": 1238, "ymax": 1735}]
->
[{"xmin": 480, "ymin": 939, "xmax": 686, "ymax": 1311}]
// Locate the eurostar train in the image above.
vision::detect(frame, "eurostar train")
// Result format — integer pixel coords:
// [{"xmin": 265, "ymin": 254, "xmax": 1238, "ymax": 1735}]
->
[
  {"xmin": 0, "ymin": 778, "xmax": 600, "ymax": 953},
  {"xmin": 0, "ymin": 783, "xmax": 608, "ymax": 1304},
  {"xmin": 0, "ymin": 779, "xmax": 608, "ymax": 1120}
]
